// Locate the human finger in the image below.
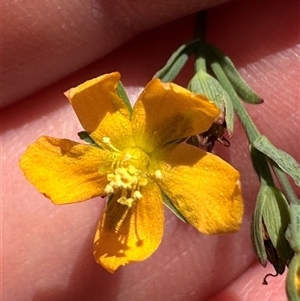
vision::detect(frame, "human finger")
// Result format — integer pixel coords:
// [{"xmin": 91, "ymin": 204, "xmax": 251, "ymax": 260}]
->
[
  {"xmin": 2, "ymin": 0, "xmax": 299, "ymax": 300},
  {"xmin": 2, "ymin": 0, "xmax": 233, "ymax": 107}
]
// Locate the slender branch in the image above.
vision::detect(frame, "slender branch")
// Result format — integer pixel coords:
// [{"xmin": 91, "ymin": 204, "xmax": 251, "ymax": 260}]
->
[
  {"xmin": 209, "ymin": 58, "xmax": 260, "ymax": 143},
  {"xmin": 194, "ymin": 12, "xmax": 207, "ymax": 73},
  {"xmin": 194, "ymin": 11, "xmax": 207, "ymax": 42},
  {"xmin": 209, "ymin": 54, "xmax": 299, "ymax": 206}
]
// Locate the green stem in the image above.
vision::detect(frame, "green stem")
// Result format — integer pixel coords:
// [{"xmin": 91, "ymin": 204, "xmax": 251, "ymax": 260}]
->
[
  {"xmin": 194, "ymin": 11, "xmax": 207, "ymax": 42},
  {"xmin": 194, "ymin": 44, "xmax": 206, "ymax": 73},
  {"xmin": 194, "ymin": 12, "xmax": 207, "ymax": 73},
  {"xmin": 209, "ymin": 58, "xmax": 259, "ymax": 143},
  {"xmin": 209, "ymin": 55, "xmax": 299, "ymax": 206}
]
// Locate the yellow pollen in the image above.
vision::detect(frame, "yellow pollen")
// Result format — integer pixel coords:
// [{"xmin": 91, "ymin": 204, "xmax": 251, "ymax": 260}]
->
[
  {"xmin": 99, "ymin": 141, "xmax": 151, "ymax": 207},
  {"xmin": 102, "ymin": 137, "xmax": 111, "ymax": 144},
  {"xmin": 154, "ymin": 170, "xmax": 163, "ymax": 180},
  {"xmin": 101, "ymin": 143, "xmax": 151, "ymax": 207},
  {"xmin": 123, "ymin": 153, "xmax": 132, "ymax": 162},
  {"xmin": 118, "ymin": 196, "xmax": 135, "ymax": 207},
  {"xmin": 104, "ymin": 184, "xmax": 114, "ymax": 194},
  {"xmin": 133, "ymin": 190, "xmax": 142, "ymax": 200}
]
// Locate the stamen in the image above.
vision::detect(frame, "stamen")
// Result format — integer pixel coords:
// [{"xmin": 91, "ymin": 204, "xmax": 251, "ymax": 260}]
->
[
  {"xmin": 118, "ymin": 196, "xmax": 135, "ymax": 207},
  {"xmin": 133, "ymin": 190, "xmax": 142, "ymax": 200},
  {"xmin": 102, "ymin": 137, "xmax": 120, "ymax": 152},
  {"xmin": 104, "ymin": 184, "xmax": 114, "ymax": 194},
  {"xmin": 154, "ymin": 170, "xmax": 163, "ymax": 180},
  {"xmin": 123, "ymin": 153, "xmax": 132, "ymax": 162},
  {"xmin": 102, "ymin": 147, "xmax": 150, "ymax": 207}
]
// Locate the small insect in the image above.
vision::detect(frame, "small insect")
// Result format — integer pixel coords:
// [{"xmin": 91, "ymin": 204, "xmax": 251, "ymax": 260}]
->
[{"xmin": 187, "ymin": 122, "xmax": 230, "ymax": 152}]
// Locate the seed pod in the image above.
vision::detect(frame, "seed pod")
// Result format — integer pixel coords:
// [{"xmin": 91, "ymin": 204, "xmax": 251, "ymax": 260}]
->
[{"xmin": 251, "ymin": 184, "xmax": 294, "ymax": 274}]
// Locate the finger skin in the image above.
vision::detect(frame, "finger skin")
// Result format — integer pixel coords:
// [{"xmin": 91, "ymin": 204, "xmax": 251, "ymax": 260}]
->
[
  {"xmin": 2, "ymin": 0, "xmax": 230, "ymax": 107},
  {"xmin": 207, "ymin": 263, "xmax": 287, "ymax": 301},
  {"xmin": 2, "ymin": 0, "xmax": 300, "ymax": 300}
]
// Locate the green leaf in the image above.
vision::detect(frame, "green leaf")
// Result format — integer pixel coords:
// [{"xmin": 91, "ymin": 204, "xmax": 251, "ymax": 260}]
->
[
  {"xmin": 251, "ymin": 184, "xmax": 295, "ymax": 273},
  {"xmin": 253, "ymin": 135, "xmax": 300, "ymax": 186},
  {"xmin": 78, "ymin": 131, "xmax": 101, "ymax": 148},
  {"xmin": 262, "ymin": 186, "xmax": 294, "ymax": 264},
  {"xmin": 208, "ymin": 43, "xmax": 263, "ymax": 105},
  {"xmin": 154, "ymin": 39, "xmax": 199, "ymax": 82},
  {"xmin": 116, "ymin": 81, "xmax": 133, "ymax": 115},
  {"xmin": 160, "ymin": 189, "xmax": 188, "ymax": 223},
  {"xmin": 251, "ymin": 185, "xmax": 268, "ymax": 266}
]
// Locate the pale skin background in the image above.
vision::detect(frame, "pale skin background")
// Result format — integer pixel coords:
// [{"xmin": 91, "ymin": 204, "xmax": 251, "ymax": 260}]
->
[{"xmin": 1, "ymin": 0, "xmax": 300, "ymax": 300}]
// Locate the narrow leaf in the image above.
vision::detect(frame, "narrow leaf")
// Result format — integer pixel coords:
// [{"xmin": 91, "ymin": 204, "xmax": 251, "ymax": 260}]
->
[
  {"xmin": 253, "ymin": 135, "xmax": 300, "ymax": 186},
  {"xmin": 154, "ymin": 39, "xmax": 199, "ymax": 82},
  {"xmin": 250, "ymin": 186, "xmax": 268, "ymax": 266},
  {"xmin": 209, "ymin": 44, "xmax": 263, "ymax": 104},
  {"xmin": 158, "ymin": 53, "xmax": 190, "ymax": 82},
  {"xmin": 78, "ymin": 131, "xmax": 101, "ymax": 148},
  {"xmin": 262, "ymin": 187, "xmax": 294, "ymax": 263}
]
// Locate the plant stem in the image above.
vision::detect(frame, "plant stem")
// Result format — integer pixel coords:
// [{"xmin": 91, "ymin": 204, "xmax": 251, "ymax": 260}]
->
[
  {"xmin": 194, "ymin": 44, "xmax": 206, "ymax": 73},
  {"xmin": 194, "ymin": 12, "xmax": 207, "ymax": 73},
  {"xmin": 209, "ymin": 55, "xmax": 299, "ymax": 206},
  {"xmin": 194, "ymin": 11, "xmax": 207, "ymax": 42},
  {"xmin": 194, "ymin": 14, "xmax": 299, "ymax": 207},
  {"xmin": 209, "ymin": 58, "xmax": 259, "ymax": 143}
]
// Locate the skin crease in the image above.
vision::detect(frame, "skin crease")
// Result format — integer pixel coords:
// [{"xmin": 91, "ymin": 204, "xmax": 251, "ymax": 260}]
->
[
  {"xmin": 2, "ymin": 0, "xmax": 229, "ymax": 107},
  {"xmin": 1, "ymin": 0, "xmax": 299, "ymax": 300}
]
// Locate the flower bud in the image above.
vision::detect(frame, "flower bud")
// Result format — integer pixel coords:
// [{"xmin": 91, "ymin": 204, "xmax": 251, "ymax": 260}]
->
[{"xmin": 251, "ymin": 184, "xmax": 294, "ymax": 274}]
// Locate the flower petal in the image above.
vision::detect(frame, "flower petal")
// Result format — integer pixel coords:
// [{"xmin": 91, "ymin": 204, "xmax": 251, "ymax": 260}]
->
[
  {"xmin": 131, "ymin": 78, "xmax": 220, "ymax": 152},
  {"xmin": 19, "ymin": 136, "xmax": 108, "ymax": 204},
  {"xmin": 154, "ymin": 143, "xmax": 243, "ymax": 234},
  {"xmin": 297, "ymin": 267, "xmax": 300, "ymax": 296},
  {"xmin": 65, "ymin": 72, "xmax": 134, "ymax": 150},
  {"xmin": 93, "ymin": 181, "xmax": 164, "ymax": 273}
]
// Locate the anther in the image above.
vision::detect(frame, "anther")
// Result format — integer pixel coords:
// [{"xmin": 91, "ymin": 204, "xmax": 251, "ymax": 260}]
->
[{"xmin": 154, "ymin": 170, "xmax": 163, "ymax": 180}]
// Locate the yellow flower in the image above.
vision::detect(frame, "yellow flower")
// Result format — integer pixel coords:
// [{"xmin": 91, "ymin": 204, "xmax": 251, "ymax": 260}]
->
[
  {"xmin": 296, "ymin": 263, "xmax": 300, "ymax": 297},
  {"xmin": 19, "ymin": 72, "xmax": 244, "ymax": 273}
]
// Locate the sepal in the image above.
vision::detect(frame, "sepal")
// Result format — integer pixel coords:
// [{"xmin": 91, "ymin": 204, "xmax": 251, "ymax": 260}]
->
[
  {"xmin": 78, "ymin": 131, "xmax": 101, "ymax": 147},
  {"xmin": 251, "ymin": 184, "xmax": 294, "ymax": 274}
]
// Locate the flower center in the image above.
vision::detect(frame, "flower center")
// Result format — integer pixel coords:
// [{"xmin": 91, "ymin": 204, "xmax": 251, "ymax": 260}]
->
[{"xmin": 101, "ymin": 137, "xmax": 156, "ymax": 207}]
